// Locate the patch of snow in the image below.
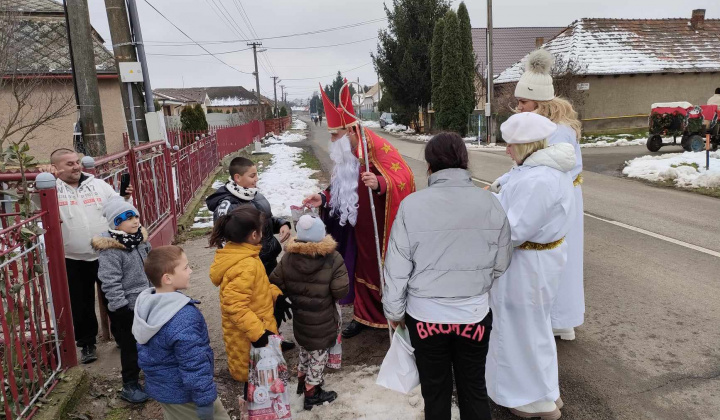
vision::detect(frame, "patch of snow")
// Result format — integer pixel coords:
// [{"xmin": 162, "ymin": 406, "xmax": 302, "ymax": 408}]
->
[
  {"xmin": 289, "ymin": 365, "xmax": 460, "ymax": 420},
  {"xmin": 623, "ymin": 151, "xmax": 720, "ymax": 189},
  {"xmin": 384, "ymin": 123, "xmax": 409, "ymax": 133},
  {"xmin": 191, "ymin": 205, "xmax": 214, "ymax": 229},
  {"xmin": 212, "ymin": 180, "xmax": 225, "ymax": 189},
  {"xmin": 362, "ymin": 120, "xmax": 381, "ymax": 128},
  {"xmin": 581, "ymin": 138, "xmax": 648, "ymax": 148},
  {"xmin": 466, "ymin": 143, "xmax": 507, "ymax": 151},
  {"xmin": 258, "ymin": 144, "xmax": 319, "ymax": 217},
  {"xmin": 291, "ymin": 118, "xmax": 308, "ymax": 130},
  {"xmin": 267, "ymin": 131, "xmax": 307, "ymax": 144},
  {"xmin": 209, "ymin": 96, "xmax": 253, "ymax": 107}
]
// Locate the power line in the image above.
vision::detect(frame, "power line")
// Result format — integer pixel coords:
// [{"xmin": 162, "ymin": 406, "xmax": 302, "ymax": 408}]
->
[
  {"xmin": 281, "ymin": 62, "xmax": 373, "ymax": 81},
  {"xmin": 265, "ymin": 37, "xmax": 377, "ymax": 50},
  {"xmin": 142, "ymin": 0, "xmax": 253, "ymax": 74},
  {"xmin": 142, "ymin": 17, "xmax": 386, "ymax": 45},
  {"xmin": 147, "ymin": 47, "xmax": 252, "ymax": 57}
]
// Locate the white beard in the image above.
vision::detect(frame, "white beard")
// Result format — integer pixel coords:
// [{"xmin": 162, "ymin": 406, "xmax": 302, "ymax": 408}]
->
[{"xmin": 329, "ymin": 135, "xmax": 360, "ymax": 226}]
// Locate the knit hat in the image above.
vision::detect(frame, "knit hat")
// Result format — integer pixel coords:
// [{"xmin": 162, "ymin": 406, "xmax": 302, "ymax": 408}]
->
[
  {"xmin": 501, "ymin": 112, "xmax": 557, "ymax": 144},
  {"xmin": 514, "ymin": 49, "xmax": 555, "ymax": 101},
  {"xmin": 296, "ymin": 215, "xmax": 326, "ymax": 243},
  {"xmin": 102, "ymin": 197, "xmax": 139, "ymax": 228}
]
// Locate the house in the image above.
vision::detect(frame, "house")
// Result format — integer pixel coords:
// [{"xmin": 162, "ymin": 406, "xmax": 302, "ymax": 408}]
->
[
  {"xmin": 154, "ymin": 88, "xmax": 211, "ymax": 116},
  {"xmin": 0, "ymin": 0, "xmax": 127, "ymax": 157},
  {"xmin": 360, "ymin": 82, "xmax": 381, "ymax": 117},
  {"xmin": 205, "ymin": 85, "xmax": 272, "ymax": 116},
  {"xmin": 495, "ymin": 9, "xmax": 720, "ymax": 132},
  {"xmin": 472, "ymin": 26, "xmax": 565, "ymax": 109}
]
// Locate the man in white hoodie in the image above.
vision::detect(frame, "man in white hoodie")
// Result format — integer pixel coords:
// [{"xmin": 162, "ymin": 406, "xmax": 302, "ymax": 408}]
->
[{"xmin": 41, "ymin": 148, "xmax": 133, "ymax": 364}]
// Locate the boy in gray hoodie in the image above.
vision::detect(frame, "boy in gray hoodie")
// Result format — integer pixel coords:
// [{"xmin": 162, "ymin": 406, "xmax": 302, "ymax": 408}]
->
[
  {"xmin": 92, "ymin": 197, "xmax": 151, "ymax": 403},
  {"xmin": 133, "ymin": 245, "xmax": 230, "ymax": 420}
]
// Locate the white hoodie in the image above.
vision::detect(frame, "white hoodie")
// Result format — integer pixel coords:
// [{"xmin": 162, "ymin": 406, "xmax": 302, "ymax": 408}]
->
[{"xmin": 56, "ymin": 173, "xmax": 123, "ymax": 261}]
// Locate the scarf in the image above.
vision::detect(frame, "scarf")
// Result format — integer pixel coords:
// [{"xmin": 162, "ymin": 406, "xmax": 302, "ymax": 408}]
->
[
  {"xmin": 109, "ymin": 228, "xmax": 145, "ymax": 250},
  {"xmin": 225, "ymin": 177, "xmax": 258, "ymax": 201}
]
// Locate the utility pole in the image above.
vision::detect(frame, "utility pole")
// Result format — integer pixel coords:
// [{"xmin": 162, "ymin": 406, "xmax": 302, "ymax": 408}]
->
[
  {"xmin": 486, "ymin": 0, "xmax": 495, "ymax": 144},
  {"xmin": 280, "ymin": 85, "xmax": 285, "ymax": 109},
  {"xmin": 248, "ymin": 42, "xmax": 262, "ymax": 115},
  {"xmin": 104, "ymin": 0, "xmax": 149, "ymax": 143},
  {"xmin": 271, "ymin": 76, "xmax": 279, "ymax": 117},
  {"xmin": 126, "ymin": 0, "xmax": 154, "ymax": 112},
  {"xmin": 65, "ymin": 0, "xmax": 107, "ymax": 156}
]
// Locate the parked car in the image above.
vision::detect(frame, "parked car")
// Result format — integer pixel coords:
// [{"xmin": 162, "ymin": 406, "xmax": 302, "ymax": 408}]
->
[{"xmin": 379, "ymin": 112, "xmax": 395, "ymax": 128}]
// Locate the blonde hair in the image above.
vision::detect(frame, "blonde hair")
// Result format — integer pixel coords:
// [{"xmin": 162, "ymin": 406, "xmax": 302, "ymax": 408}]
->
[
  {"xmin": 510, "ymin": 139, "xmax": 547, "ymax": 164},
  {"xmin": 534, "ymin": 97, "xmax": 582, "ymax": 140}
]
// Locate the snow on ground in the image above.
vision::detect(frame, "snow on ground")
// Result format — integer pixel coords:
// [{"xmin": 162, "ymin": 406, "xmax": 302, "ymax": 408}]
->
[
  {"xmin": 267, "ymin": 131, "xmax": 307, "ymax": 144},
  {"xmin": 191, "ymin": 205, "xmax": 214, "ymax": 229},
  {"xmin": 258, "ymin": 143, "xmax": 319, "ymax": 218},
  {"xmin": 362, "ymin": 120, "xmax": 381, "ymax": 128},
  {"xmin": 383, "ymin": 123, "xmax": 410, "ymax": 133},
  {"xmin": 291, "ymin": 117, "xmax": 308, "ymax": 130},
  {"xmin": 212, "ymin": 180, "xmax": 224, "ymax": 189},
  {"xmin": 290, "ymin": 365, "xmax": 460, "ymax": 420},
  {"xmin": 623, "ymin": 151, "xmax": 720, "ymax": 189},
  {"xmin": 581, "ymin": 136, "xmax": 648, "ymax": 148}
]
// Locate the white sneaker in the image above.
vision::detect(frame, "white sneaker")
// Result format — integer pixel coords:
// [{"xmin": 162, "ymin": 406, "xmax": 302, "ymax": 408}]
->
[
  {"xmin": 553, "ymin": 327, "xmax": 575, "ymax": 341},
  {"xmin": 509, "ymin": 400, "xmax": 561, "ymax": 420}
]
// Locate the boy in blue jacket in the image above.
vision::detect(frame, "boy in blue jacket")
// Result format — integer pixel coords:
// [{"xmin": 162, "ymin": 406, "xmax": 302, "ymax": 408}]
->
[{"xmin": 133, "ymin": 245, "xmax": 230, "ymax": 420}]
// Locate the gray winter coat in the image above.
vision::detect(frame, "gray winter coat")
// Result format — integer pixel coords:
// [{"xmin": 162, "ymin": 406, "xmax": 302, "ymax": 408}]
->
[
  {"xmin": 382, "ymin": 168, "xmax": 512, "ymax": 321},
  {"xmin": 92, "ymin": 228, "xmax": 152, "ymax": 311}
]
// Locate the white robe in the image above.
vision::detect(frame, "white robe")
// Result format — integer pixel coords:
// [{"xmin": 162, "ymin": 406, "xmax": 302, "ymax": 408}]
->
[
  {"xmin": 548, "ymin": 125, "xmax": 585, "ymax": 329},
  {"xmin": 486, "ymin": 144, "xmax": 576, "ymax": 408}
]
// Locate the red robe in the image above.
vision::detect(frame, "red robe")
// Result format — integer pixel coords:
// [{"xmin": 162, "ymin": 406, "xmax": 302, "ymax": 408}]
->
[{"xmin": 323, "ymin": 128, "xmax": 415, "ymax": 327}]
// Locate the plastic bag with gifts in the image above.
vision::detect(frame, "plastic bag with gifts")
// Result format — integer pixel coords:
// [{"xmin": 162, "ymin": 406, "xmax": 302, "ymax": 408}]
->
[
  {"xmin": 376, "ymin": 327, "xmax": 420, "ymax": 394},
  {"xmin": 290, "ymin": 205, "xmax": 318, "ymax": 231},
  {"xmin": 326, "ymin": 303, "xmax": 342, "ymax": 369},
  {"xmin": 247, "ymin": 335, "xmax": 293, "ymax": 420}
]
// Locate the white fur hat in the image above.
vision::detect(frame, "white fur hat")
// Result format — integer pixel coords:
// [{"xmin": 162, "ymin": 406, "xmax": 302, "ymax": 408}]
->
[
  {"xmin": 514, "ymin": 49, "xmax": 555, "ymax": 101},
  {"xmin": 501, "ymin": 113, "xmax": 557, "ymax": 144}
]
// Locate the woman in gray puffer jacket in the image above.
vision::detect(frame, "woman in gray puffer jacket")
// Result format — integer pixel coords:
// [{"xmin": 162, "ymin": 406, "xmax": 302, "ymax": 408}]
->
[{"xmin": 382, "ymin": 132, "xmax": 512, "ymax": 420}]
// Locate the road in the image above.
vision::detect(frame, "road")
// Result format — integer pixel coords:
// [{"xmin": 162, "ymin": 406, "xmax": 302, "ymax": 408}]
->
[{"xmin": 302, "ymin": 117, "xmax": 720, "ymax": 420}]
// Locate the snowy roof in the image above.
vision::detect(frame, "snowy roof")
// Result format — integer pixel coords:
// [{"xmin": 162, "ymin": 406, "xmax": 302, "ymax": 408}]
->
[
  {"xmin": 209, "ymin": 97, "xmax": 254, "ymax": 107},
  {"xmin": 472, "ymin": 27, "xmax": 566, "ymax": 77},
  {"xmin": 154, "ymin": 88, "xmax": 209, "ymax": 104},
  {"xmin": 205, "ymin": 86, "xmax": 271, "ymax": 105},
  {"xmin": 496, "ymin": 16, "xmax": 720, "ymax": 83},
  {"xmin": 4, "ymin": 0, "xmax": 116, "ymax": 74}
]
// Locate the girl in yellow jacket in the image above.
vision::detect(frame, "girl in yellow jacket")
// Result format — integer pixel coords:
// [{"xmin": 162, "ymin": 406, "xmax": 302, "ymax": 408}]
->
[{"xmin": 209, "ymin": 206, "xmax": 281, "ymax": 383}]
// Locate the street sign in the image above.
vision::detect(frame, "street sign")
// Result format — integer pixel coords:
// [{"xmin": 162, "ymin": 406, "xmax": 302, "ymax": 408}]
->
[
  {"xmin": 119, "ymin": 62, "xmax": 144, "ymax": 83},
  {"xmin": 577, "ymin": 82, "xmax": 590, "ymax": 91}
]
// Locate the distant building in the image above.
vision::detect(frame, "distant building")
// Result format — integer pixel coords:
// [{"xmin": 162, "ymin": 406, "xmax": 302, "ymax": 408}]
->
[
  {"xmin": 0, "ymin": 0, "xmax": 127, "ymax": 156},
  {"xmin": 495, "ymin": 9, "xmax": 720, "ymax": 132},
  {"xmin": 360, "ymin": 82, "xmax": 381, "ymax": 117}
]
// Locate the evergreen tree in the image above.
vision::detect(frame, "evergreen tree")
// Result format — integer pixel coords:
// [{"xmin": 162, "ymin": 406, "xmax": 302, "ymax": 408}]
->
[
  {"xmin": 279, "ymin": 106, "xmax": 288, "ymax": 117},
  {"xmin": 431, "ymin": 16, "xmax": 445, "ymax": 110},
  {"xmin": 373, "ymin": 0, "xmax": 451, "ymax": 128},
  {"xmin": 181, "ymin": 104, "xmax": 208, "ymax": 132},
  {"xmin": 458, "ymin": 2, "xmax": 476, "ymax": 116},
  {"xmin": 437, "ymin": 10, "xmax": 465, "ymax": 134},
  {"xmin": 195, "ymin": 104, "xmax": 208, "ymax": 131}
]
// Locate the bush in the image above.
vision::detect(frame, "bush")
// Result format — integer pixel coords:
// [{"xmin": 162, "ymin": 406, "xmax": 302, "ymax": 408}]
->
[
  {"xmin": 181, "ymin": 104, "xmax": 208, "ymax": 132},
  {"xmin": 279, "ymin": 106, "xmax": 288, "ymax": 117}
]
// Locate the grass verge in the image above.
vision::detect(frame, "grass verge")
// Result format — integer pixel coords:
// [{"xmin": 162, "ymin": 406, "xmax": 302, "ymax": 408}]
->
[{"xmin": 636, "ymin": 178, "xmax": 720, "ymax": 199}]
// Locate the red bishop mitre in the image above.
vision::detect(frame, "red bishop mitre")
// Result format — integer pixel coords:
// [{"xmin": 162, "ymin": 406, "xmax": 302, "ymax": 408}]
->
[{"xmin": 319, "ymin": 79, "xmax": 358, "ymax": 133}]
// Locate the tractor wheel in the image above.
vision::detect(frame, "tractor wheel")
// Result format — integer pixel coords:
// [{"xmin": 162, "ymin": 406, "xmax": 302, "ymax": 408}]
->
[
  {"xmin": 689, "ymin": 135, "xmax": 705, "ymax": 152},
  {"xmin": 681, "ymin": 135, "xmax": 692, "ymax": 152},
  {"xmin": 646, "ymin": 135, "xmax": 663, "ymax": 152}
]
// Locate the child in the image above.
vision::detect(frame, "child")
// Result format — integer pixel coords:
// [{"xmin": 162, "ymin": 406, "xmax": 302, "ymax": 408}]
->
[
  {"xmin": 133, "ymin": 245, "xmax": 230, "ymax": 420},
  {"xmin": 269, "ymin": 215, "xmax": 349, "ymax": 410},
  {"xmin": 92, "ymin": 197, "xmax": 151, "ymax": 403},
  {"xmin": 208, "ymin": 206, "xmax": 285, "ymax": 387},
  {"xmin": 205, "ymin": 156, "xmax": 291, "ymax": 276}
]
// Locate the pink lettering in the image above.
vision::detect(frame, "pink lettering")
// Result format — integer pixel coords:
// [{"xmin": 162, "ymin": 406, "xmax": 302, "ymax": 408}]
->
[
  {"xmin": 452, "ymin": 324, "xmax": 461, "ymax": 335},
  {"xmin": 439, "ymin": 324, "xmax": 452, "ymax": 334},
  {"xmin": 416, "ymin": 322, "xmax": 428, "ymax": 339},
  {"xmin": 427, "ymin": 323, "xmax": 440, "ymax": 337},
  {"xmin": 461, "ymin": 324, "xmax": 474, "ymax": 339},
  {"xmin": 472, "ymin": 325, "xmax": 485, "ymax": 342}
]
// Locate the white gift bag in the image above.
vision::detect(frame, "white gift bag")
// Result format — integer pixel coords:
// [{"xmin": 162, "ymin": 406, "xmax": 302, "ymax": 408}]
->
[{"xmin": 376, "ymin": 327, "xmax": 420, "ymax": 394}]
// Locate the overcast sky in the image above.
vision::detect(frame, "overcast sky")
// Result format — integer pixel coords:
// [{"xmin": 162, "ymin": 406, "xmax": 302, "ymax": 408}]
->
[{"xmin": 87, "ymin": 0, "xmax": 719, "ymax": 101}]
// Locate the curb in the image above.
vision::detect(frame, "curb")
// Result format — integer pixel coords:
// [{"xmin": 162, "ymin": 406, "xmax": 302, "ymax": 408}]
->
[{"xmin": 31, "ymin": 366, "xmax": 89, "ymax": 420}]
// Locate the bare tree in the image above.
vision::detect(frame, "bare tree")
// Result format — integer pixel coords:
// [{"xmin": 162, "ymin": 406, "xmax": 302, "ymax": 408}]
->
[
  {"xmin": 551, "ymin": 55, "xmax": 589, "ymax": 118},
  {"xmin": 0, "ymin": 2, "xmax": 74, "ymax": 164}
]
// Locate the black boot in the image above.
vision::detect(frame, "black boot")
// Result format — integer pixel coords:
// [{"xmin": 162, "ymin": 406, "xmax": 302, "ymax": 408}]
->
[
  {"xmin": 80, "ymin": 345, "xmax": 97, "ymax": 364},
  {"xmin": 304, "ymin": 386, "xmax": 337, "ymax": 410},
  {"xmin": 296, "ymin": 375, "xmax": 305, "ymax": 395},
  {"xmin": 342, "ymin": 320, "xmax": 366, "ymax": 338},
  {"xmin": 281, "ymin": 340, "xmax": 296, "ymax": 352}
]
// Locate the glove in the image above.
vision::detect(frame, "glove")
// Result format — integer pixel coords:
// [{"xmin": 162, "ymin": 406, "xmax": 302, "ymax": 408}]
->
[
  {"xmin": 196, "ymin": 403, "xmax": 214, "ymax": 420},
  {"xmin": 274, "ymin": 295, "xmax": 293, "ymax": 327},
  {"xmin": 251, "ymin": 330, "xmax": 274, "ymax": 348}
]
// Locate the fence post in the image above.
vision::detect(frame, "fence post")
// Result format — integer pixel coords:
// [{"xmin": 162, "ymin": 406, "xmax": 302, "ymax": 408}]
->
[
  {"xmin": 36, "ymin": 173, "xmax": 78, "ymax": 368},
  {"xmin": 164, "ymin": 145, "xmax": 178, "ymax": 232}
]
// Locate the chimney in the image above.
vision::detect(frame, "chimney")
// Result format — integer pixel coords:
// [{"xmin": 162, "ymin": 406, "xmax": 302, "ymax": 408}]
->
[
  {"xmin": 535, "ymin": 37, "xmax": 544, "ymax": 48},
  {"xmin": 691, "ymin": 9, "xmax": 705, "ymax": 30}
]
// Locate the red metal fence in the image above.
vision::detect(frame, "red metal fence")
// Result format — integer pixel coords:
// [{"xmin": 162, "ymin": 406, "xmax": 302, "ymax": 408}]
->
[{"xmin": 0, "ymin": 116, "xmax": 290, "ymax": 417}]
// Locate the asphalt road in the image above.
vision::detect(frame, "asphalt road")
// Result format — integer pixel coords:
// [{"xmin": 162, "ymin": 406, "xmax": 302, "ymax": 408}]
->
[{"xmin": 302, "ymin": 117, "xmax": 720, "ymax": 420}]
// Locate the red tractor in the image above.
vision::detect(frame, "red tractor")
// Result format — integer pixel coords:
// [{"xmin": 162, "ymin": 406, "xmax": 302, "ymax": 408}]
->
[{"xmin": 647, "ymin": 102, "xmax": 719, "ymax": 152}]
